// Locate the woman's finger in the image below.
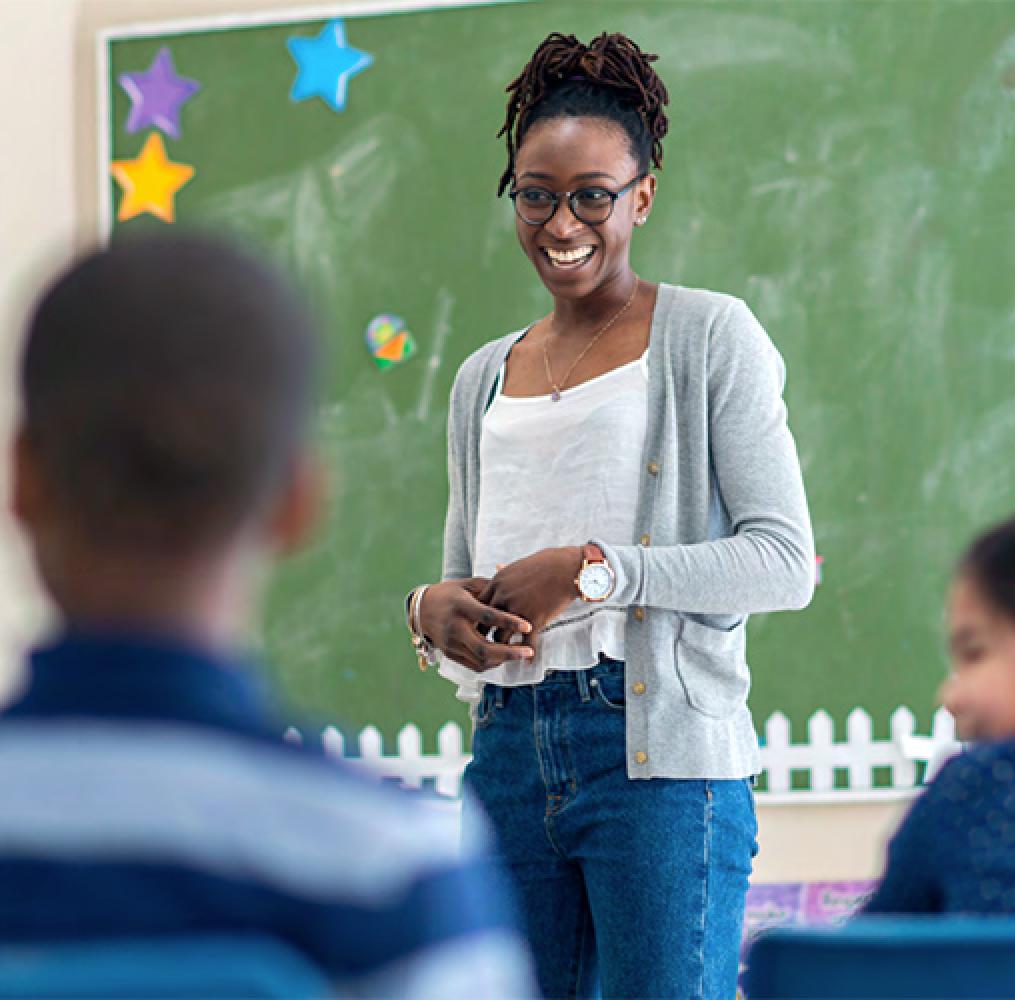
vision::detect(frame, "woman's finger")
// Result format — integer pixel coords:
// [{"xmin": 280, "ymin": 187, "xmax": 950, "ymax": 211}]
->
[
  {"xmin": 444, "ymin": 638, "xmax": 478, "ymax": 672},
  {"xmin": 463, "ymin": 634, "xmax": 533, "ymax": 672},
  {"xmin": 476, "ymin": 579, "xmax": 497, "ymax": 607},
  {"xmin": 459, "ymin": 591, "xmax": 532, "ymax": 635},
  {"xmin": 446, "ymin": 635, "xmax": 526, "ymax": 673},
  {"xmin": 460, "ymin": 576, "xmax": 490, "ymax": 598}
]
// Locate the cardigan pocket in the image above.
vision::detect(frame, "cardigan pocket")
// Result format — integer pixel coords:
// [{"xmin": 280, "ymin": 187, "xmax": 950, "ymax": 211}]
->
[{"xmin": 674, "ymin": 617, "xmax": 750, "ymax": 719}]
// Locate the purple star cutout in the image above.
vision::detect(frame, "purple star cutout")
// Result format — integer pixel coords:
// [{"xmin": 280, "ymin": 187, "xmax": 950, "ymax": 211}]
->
[{"xmin": 118, "ymin": 47, "xmax": 201, "ymax": 139}]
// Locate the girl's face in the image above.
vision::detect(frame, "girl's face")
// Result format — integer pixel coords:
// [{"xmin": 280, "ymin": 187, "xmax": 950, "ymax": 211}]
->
[
  {"xmin": 941, "ymin": 573, "xmax": 1015, "ymax": 741},
  {"xmin": 511, "ymin": 116, "xmax": 655, "ymax": 301}
]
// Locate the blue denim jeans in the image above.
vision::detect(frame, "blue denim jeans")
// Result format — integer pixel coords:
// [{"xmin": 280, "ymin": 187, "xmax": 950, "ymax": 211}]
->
[{"xmin": 462, "ymin": 658, "xmax": 757, "ymax": 1000}]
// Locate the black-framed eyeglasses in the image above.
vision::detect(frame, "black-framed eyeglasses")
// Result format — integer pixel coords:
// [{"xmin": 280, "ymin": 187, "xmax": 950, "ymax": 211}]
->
[{"xmin": 509, "ymin": 174, "xmax": 646, "ymax": 226}]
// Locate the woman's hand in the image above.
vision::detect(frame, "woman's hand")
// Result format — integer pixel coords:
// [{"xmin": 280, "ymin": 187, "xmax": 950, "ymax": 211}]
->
[
  {"xmin": 418, "ymin": 578, "xmax": 534, "ymax": 673},
  {"xmin": 480, "ymin": 547, "xmax": 584, "ymax": 649}
]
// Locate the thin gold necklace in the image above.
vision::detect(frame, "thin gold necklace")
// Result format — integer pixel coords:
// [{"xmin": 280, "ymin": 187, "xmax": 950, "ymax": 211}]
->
[{"xmin": 543, "ymin": 280, "xmax": 640, "ymax": 402}]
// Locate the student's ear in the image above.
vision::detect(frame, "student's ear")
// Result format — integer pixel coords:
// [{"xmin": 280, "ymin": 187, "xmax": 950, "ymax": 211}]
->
[
  {"xmin": 266, "ymin": 451, "xmax": 327, "ymax": 555},
  {"xmin": 9, "ymin": 427, "xmax": 45, "ymax": 534}
]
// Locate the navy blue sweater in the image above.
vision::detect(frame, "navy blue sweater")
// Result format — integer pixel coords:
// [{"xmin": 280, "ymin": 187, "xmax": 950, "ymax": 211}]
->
[{"xmin": 864, "ymin": 742, "xmax": 1015, "ymax": 914}]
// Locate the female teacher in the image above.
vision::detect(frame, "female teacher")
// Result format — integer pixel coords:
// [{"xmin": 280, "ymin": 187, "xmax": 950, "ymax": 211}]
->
[{"xmin": 406, "ymin": 31, "xmax": 814, "ymax": 1000}]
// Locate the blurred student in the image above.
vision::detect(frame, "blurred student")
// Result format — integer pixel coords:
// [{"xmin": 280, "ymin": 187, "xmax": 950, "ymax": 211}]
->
[
  {"xmin": 864, "ymin": 516, "xmax": 1015, "ymax": 914},
  {"xmin": 0, "ymin": 232, "xmax": 537, "ymax": 998}
]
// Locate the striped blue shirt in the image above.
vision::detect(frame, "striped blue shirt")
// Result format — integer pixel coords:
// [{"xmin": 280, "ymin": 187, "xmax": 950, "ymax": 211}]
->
[{"xmin": 0, "ymin": 630, "xmax": 536, "ymax": 997}]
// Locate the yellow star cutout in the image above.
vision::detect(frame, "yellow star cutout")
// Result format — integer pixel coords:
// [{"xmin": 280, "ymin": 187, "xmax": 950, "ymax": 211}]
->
[{"xmin": 110, "ymin": 133, "xmax": 195, "ymax": 223}]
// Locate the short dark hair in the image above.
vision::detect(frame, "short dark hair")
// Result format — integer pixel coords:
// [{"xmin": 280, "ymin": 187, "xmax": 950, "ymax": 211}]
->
[
  {"xmin": 497, "ymin": 32, "xmax": 670, "ymax": 196},
  {"xmin": 960, "ymin": 517, "xmax": 1015, "ymax": 621},
  {"xmin": 20, "ymin": 231, "xmax": 319, "ymax": 552}
]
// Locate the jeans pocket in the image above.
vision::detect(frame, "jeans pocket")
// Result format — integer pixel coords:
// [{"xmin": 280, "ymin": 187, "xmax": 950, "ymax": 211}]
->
[
  {"xmin": 474, "ymin": 686, "xmax": 496, "ymax": 729},
  {"xmin": 745, "ymin": 779, "xmax": 760, "ymax": 853},
  {"xmin": 591, "ymin": 673, "xmax": 626, "ymax": 712}
]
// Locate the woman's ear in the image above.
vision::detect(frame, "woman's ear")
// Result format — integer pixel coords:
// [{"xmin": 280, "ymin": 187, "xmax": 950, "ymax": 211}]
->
[
  {"xmin": 265, "ymin": 451, "xmax": 327, "ymax": 556},
  {"xmin": 634, "ymin": 173, "xmax": 657, "ymax": 225}
]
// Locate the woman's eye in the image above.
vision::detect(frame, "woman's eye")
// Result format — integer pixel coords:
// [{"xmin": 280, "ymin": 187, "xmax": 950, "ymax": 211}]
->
[
  {"xmin": 519, "ymin": 189, "xmax": 552, "ymax": 204},
  {"xmin": 576, "ymin": 188, "xmax": 611, "ymax": 204}
]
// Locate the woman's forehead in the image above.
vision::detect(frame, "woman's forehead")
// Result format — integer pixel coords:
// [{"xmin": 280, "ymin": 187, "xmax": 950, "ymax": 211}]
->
[{"xmin": 516, "ymin": 116, "xmax": 635, "ymax": 176}]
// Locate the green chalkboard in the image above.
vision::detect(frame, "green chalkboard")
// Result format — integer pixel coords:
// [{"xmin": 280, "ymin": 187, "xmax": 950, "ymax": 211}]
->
[{"xmin": 103, "ymin": 0, "xmax": 1015, "ymax": 748}]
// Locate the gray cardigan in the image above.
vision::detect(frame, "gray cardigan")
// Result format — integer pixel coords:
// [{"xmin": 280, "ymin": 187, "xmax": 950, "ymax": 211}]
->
[{"xmin": 441, "ymin": 283, "xmax": 815, "ymax": 779}]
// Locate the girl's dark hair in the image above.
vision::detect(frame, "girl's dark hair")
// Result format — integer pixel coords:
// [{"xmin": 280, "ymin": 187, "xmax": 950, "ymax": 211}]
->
[
  {"xmin": 961, "ymin": 517, "xmax": 1015, "ymax": 619},
  {"xmin": 497, "ymin": 32, "xmax": 670, "ymax": 196}
]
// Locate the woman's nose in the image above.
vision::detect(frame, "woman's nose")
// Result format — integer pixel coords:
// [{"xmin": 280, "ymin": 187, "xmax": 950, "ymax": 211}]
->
[{"xmin": 544, "ymin": 198, "xmax": 585, "ymax": 240}]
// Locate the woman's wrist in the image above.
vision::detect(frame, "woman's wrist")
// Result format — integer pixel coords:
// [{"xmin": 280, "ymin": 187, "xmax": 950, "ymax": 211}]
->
[
  {"xmin": 412, "ymin": 584, "xmax": 430, "ymax": 637},
  {"xmin": 564, "ymin": 546, "xmax": 584, "ymax": 595},
  {"xmin": 407, "ymin": 584, "xmax": 438, "ymax": 670},
  {"xmin": 415, "ymin": 583, "xmax": 435, "ymax": 641}
]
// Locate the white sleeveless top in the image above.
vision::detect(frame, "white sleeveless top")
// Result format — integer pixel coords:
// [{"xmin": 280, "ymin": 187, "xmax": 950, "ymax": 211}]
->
[{"xmin": 438, "ymin": 352, "xmax": 649, "ymax": 702}]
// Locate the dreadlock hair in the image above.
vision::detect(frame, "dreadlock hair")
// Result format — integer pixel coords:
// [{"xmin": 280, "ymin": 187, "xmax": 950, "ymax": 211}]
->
[{"xmin": 497, "ymin": 32, "xmax": 670, "ymax": 196}]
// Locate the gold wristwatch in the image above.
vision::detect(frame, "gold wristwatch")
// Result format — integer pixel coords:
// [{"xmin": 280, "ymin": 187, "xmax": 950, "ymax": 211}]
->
[{"xmin": 575, "ymin": 543, "xmax": 616, "ymax": 603}]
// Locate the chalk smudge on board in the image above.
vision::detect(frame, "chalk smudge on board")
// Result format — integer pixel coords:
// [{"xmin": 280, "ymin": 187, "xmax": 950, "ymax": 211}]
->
[{"xmin": 417, "ymin": 289, "xmax": 453, "ymax": 422}]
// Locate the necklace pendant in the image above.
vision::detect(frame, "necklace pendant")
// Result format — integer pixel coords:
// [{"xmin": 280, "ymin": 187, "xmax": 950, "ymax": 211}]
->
[{"xmin": 550, "ymin": 387, "xmax": 562, "ymax": 402}]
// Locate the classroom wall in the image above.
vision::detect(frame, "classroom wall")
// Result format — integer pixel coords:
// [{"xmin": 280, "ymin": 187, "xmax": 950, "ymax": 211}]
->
[{"xmin": 0, "ymin": 0, "xmax": 907, "ymax": 884}]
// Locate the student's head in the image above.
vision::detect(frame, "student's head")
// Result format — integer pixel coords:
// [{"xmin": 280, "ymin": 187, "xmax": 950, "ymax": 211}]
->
[
  {"xmin": 12, "ymin": 231, "xmax": 322, "ymax": 630},
  {"xmin": 941, "ymin": 517, "xmax": 1015, "ymax": 741},
  {"xmin": 498, "ymin": 32, "xmax": 669, "ymax": 301}
]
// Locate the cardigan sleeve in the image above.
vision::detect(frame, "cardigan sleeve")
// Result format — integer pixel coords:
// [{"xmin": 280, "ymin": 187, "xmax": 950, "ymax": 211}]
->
[
  {"xmin": 594, "ymin": 299, "xmax": 815, "ymax": 614},
  {"xmin": 441, "ymin": 368, "xmax": 473, "ymax": 582}
]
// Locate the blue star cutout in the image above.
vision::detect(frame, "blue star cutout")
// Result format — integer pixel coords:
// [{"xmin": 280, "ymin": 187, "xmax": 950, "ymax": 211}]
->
[{"xmin": 287, "ymin": 20, "xmax": 373, "ymax": 113}]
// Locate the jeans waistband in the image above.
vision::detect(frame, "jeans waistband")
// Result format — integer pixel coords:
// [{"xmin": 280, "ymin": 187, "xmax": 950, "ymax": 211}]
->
[
  {"xmin": 484, "ymin": 656, "xmax": 625, "ymax": 707},
  {"xmin": 540, "ymin": 656, "xmax": 624, "ymax": 685}
]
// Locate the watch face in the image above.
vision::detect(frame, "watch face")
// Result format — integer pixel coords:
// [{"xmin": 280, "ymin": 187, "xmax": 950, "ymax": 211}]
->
[{"xmin": 580, "ymin": 563, "xmax": 614, "ymax": 601}]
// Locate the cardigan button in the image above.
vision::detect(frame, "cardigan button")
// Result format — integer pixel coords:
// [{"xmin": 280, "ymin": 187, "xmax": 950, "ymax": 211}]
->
[
  {"xmin": 639, "ymin": 534, "xmax": 651, "ymax": 546},
  {"xmin": 647, "ymin": 460, "xmax": 660, "ymax": 476},
  {"xmin": 635, "ymin": 751, "xmax": 648, "ymax": 765},
  {"xmin": 633, "ymin": 607, "xmax": 645, "ymax": 622},
  {"xmin": 632, "ymin": 682, "xmax": 646, "ymax": 695}
]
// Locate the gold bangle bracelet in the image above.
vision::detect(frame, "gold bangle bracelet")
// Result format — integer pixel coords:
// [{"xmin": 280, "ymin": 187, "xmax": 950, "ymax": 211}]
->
[{"xmin": 407, "ymin": 586, "xmax": 433, "ymax": 671}]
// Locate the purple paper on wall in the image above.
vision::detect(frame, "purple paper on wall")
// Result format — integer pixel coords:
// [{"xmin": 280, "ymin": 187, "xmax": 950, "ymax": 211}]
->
[
  {"xmin": 802, "ymin": 879, "xmax": 877, "ymax": 924},
  {"xmin": 739, "ymin": 880, "xmax": 877, "ymax": 995},
  {"xmin": 744, "ymin": 883, "xmax": 806, "ymax": 936}
]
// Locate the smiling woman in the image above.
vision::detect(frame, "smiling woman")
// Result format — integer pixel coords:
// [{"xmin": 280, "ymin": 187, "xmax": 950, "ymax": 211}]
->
[{"xmin": 406, "ymin": 30, "xmax": 816, "ymax": 1000}]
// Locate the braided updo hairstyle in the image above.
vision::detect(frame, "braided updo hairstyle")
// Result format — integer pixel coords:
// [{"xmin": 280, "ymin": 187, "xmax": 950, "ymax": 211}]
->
[{"xmin": 497, "ymin": 32, "xmax": 670, "ymax": 196}]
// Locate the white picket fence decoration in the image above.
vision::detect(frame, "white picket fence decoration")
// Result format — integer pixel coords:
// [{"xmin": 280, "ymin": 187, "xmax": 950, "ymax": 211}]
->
[
  {"xmin": 286, "ymin": 706, "xmax": 960, "ymax": 805},
  {"xmin": 287, "ymin": 721, "xmax": 470, "ymax": 799},
  {"xmin": 758, "ymin": 706, "xmax": 959, "ymax": 803}
]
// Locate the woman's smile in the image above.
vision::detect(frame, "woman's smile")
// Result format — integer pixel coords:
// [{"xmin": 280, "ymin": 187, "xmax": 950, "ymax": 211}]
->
[{"xmin": 541, "ymin": 244, "xmax": 597, "ymax": 269}]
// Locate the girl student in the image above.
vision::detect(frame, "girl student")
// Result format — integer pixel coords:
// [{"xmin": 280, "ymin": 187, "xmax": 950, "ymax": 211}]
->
[
  {"xmin": 864, "ymin": 516, "xmax": 1015, "ymax": 915},
  {"xmin": 406, "ymin": 32, "xmax": 815, "ymax": 999}
]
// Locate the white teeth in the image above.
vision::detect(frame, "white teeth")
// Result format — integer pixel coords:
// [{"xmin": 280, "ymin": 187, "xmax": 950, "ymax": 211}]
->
[{"xmin": 545, "ymin": 246, "xmax": 595, "ymax": 265}]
